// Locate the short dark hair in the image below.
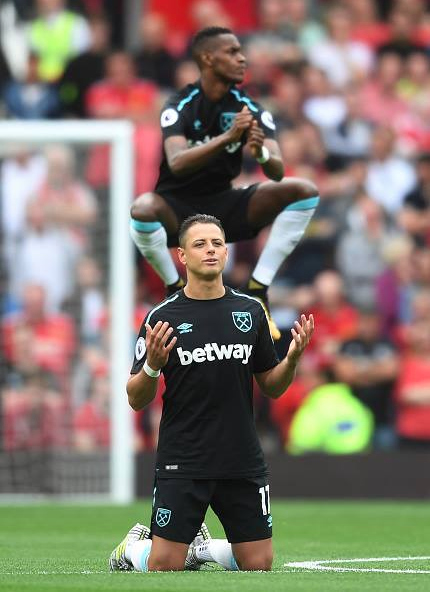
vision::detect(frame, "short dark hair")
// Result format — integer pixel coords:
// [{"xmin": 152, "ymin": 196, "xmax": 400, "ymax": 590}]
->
[
  {"xmin": 178, "ymin": 214, "xmax": 225, "ymax": 247},
  {"xmin": 190, "ymin": 26, "xmax": 233, "ymax": 64}
]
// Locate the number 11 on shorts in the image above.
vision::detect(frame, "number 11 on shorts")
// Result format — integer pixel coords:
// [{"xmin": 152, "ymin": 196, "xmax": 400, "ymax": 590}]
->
[{"xmin": 259, "ymin": 484, "xmax": 271, "ymax": 515}]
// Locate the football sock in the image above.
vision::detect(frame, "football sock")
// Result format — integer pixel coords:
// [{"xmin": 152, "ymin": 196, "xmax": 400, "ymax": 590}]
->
[
  {"xmin": 252, "ymin": 197, "xmax": 319, "ymax": 286},
  {"xmin": 128, "ymin": 539, "xmax": 152, "ymax": 572},
  {"xmin": 130, "ymin": 219, "xmax": 180, "ymax": 286},
  {"xmin": 195, "ymin": 539, "xmax": 239, "ymax": 571}
]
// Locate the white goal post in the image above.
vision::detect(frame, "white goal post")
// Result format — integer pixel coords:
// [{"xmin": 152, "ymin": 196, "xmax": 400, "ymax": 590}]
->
[{"xmin": 0, "ymin": 120, "xmax": 135, "ymax": 503}]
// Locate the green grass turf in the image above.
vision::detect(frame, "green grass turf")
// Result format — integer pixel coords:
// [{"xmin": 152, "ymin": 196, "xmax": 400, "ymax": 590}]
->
[{"xmin": 0, "ymin": 501, "xmax": 429, "ymax": 591}]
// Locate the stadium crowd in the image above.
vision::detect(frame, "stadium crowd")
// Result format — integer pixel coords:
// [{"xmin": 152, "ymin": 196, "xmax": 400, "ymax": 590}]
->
[{"xmin": 1, "ymin": 0, "xmax": 430, "ymax": 455}]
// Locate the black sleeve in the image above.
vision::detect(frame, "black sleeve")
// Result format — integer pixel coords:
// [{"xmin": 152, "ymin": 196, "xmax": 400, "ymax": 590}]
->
[
  {"xmin": 253, "ymin": 306, "xmax": 279, "ymax": 373},
  {"xmin": 254, "ymin": 101, "xmax": 277, "ymax": 140},
  {"xmin": 130, "ymin": 313, "xmax": 151, "ymax": 374},
  {"xmin": 159, "ymin": 94, "xmax": 187, "ymax": 140}
]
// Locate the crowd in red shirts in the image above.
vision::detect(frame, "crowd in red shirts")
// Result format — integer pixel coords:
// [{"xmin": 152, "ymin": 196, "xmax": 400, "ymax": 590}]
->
[{"xmin": 1, "ymin": 0, "xmax": 430, "ymax": 453}]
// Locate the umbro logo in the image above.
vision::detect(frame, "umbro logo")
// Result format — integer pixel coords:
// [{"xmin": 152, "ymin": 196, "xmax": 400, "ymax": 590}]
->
[{"xmin": 177, "ymin": 322, "xmax": 193, "ymax": 334}]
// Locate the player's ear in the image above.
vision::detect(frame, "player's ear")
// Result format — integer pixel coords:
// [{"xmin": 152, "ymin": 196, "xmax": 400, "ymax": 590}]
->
[
  {"xmin": 201, "ymin": 51, "xmax": 213, "ymax": 68},
  {"xmin": 177, "ymin": 246, "xmax": 186, "ymax": 265}
]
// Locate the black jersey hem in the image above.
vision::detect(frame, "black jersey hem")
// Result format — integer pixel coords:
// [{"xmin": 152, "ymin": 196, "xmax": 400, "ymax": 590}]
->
[{"xmin": 154, "ymin": 469, "xmax": 269, "ymax": 480}]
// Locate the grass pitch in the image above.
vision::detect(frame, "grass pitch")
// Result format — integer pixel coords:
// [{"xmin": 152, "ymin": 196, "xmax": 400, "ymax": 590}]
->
[{"xmin": 0, "ymin": 500, "xmax": 429, "ymax": 591}]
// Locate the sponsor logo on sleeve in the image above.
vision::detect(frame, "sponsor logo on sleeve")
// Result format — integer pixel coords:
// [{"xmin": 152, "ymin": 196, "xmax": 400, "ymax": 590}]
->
[
  {"xmin": 135, "ymin": 337, "xmax": 146, "ymax": 360},
  {"xmin": 160, "ymin": 108, "xmax": 179, "ymax": 128},
  {"xmin": 261, "ymin": 110, "xmax": 276, "ymax": 130}
]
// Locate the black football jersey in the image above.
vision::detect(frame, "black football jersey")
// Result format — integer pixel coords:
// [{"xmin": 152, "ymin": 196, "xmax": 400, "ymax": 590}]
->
[
  {"xmin": 155, "ymin": 81, "xmax": 277, "ymax": 199},
  {"xmin": 131, "ymin": 287, "xmax": 279, "ymax": 479}
]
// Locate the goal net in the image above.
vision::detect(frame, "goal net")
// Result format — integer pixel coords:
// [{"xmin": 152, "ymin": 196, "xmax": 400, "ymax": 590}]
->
[{"xmin": 0, "ymin": 121, "xmax": 135, "ymax": 502}]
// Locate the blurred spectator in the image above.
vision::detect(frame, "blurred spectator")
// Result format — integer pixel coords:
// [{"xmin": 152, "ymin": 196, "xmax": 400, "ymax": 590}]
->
[
  {"xmin": 279, "ymin": 0, "xmax": 326, "ymax": 50},
  {"xmin": 191, "ymin": 0, "xmax": 232, "ymax": 32},
  {"xmin": 398, "ymin": 153, "xmax": 430, "ymax": 246},
  {"xmin": 395, "ymin": 319, "xmax": 430, "ymax": 448},
  {"xmin": 322, "ymin": 84, "xmax": 373, "ymax": 168},
  {"xmin": 378, "ymin": 7, "xmax": 426, "ymax": 58},
  {"xmin": 59, "ymin": 13, "xmax": 110, "ymax": 117},
  {"xmin": 256, "ymin": 0, "xmax": 325, "ymax": 49},
  {"xmin": 85, "ymin": 51, "xmax": 159, "ymax": 122},
  {"xmin": 334, "ymin": 307, "xmax": 399, "ymax": 448},
  {"xmin": 33, "ymin": 144, "xmax": 98, "ymax": 254},
  {"xmin": 64, "ymin": 255, "xmax": 105, "ymax": 345},
  {"xmin": 2, "ymin": 369, "xmax": 67, "ymax": 450},
  {"xmin": 375, "ymin": 235, "xmax": 415, "ymax": 339},
  {"xmin": 174, "ymin": 59, "xmax": 200, "ymax": 89},
  {"xmin": 359, "ymin": 51, "xmax": 408, "ymax": 126},
  {"xmin": 302, "ymin": 66, "xmax": 347, "ymax": 129},
  {"xmin": 241, "ymin": 38, "xmax": 281, "ymax": 100},
  {"xmin": 272, "ymin": 72, "xmax": 305, "ymax": 130},
  {"xmin": 28, "ymin": 0, "xmax": 91, "ymax": 81},
  {"xmin": 307, "ymin": 4, "xmax": 373, "ymax": 89},
  {"xmin": 1, "ymin": 147, "xmax": 46, "ymax": 292},
  {"xmin": 270, "ymin": 354, "xmax": 326, "ymax": 446},
  {"xmin": 365, "ymin": 126, "xmax": 416, "ymax": 217},
  {"xmin": 304, "ymin": 270, "xmax": 359, "ymax": 368},
  {"xmin": 11, "ymin": 199, "xmax": 77, "ymax": 312},
  {"xmin": 73, "ymin": 373, "xmax": 109, "ymax": 451},
  {"xmin": 348, "ymin": 0, "xmax": 390, "ymax": 49},
  {"xmin": 2, "ymin": 283, "xmax": 76, "ymax": 379},
  {"xmin": 336, "ymin": 194, "xmax": 399, "ymax": 308},
  {"xmin": 3, "ymin": 52, "xmax": 60, "ymax": 119},
  {"xmin": 71, "ymin": 345, "xmax": 108, "ymax": 408},
  {"xmin": 85, "ymin": 52, "xmax": 161, "ymax": 193},
  {"xmin": 134, "ymin": 13, "xmax": 178, "ymax": 90},
  {"xmin": 287, "ymin": 382, "xmax": 374, "ymax": 454}
]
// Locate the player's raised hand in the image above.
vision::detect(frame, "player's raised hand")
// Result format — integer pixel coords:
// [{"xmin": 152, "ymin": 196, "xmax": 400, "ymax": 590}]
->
[
  {"xmin": 247, "ymin": 119, "xmax": 265, "ymax": 158},
  {"xmin": 145, "ymin": 321, "xmax": 177, "ymax": 370},
  {"xmin": 287, "ymin": 314, "xmax": 314, "ymax": 364},
  {"xmin": 226, "ymin": 106, "xmax": 253, "ymax": 143}
]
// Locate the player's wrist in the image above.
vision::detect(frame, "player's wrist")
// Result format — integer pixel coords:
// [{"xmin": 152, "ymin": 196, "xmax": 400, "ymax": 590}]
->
[
  {"xmin": 256, "ymin": 145, "xmax": 270, "ymax": 164},
  {"xmin": 143, "ymin": 360, "xmax": 161, "ymax": 378}
]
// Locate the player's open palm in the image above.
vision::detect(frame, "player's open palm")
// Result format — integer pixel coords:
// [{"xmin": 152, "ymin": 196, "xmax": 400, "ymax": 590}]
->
[
  {"xmin": 287, "ymin": 314, "xmax": 314, "ymax": 363},
  {"xmin": 145, "ymin": 321, "xmax": 177, "ymax": 370}
]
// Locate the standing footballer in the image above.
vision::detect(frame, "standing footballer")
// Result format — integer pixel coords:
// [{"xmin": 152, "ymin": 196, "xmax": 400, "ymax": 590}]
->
[
  {"xmin": 110, "ymin": 214, "xmax": 314, "ymax": 572},
  {"xmin": 130, "ymin": 26, "xmax": 319, "ymax": 340}
]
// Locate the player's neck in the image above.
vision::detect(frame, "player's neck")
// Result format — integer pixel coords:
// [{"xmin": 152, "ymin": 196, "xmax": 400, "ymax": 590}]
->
[
  {"xmin": 184, "ymin": 276, "xmax": 226, "ymax": 300},
  {"xmin": 200, "ymin": 75, "xmax": 231, "ymax": 102}
]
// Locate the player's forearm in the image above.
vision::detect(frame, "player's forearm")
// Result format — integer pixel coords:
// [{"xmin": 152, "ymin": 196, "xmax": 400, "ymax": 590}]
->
[
  {"xmin": 256, "ymin": 355, "xmax": 299, "ymax": 399},
  {"xmin": 126, "ymin": 371, "xmax": 158, "ymax": 411},
  {"xmin": 168, "ymin": 133, "xmax": 234, "ymax": 176},
  {"xmin": 261, "ymin": 156, "xmax": 284, "ymax": 182}
]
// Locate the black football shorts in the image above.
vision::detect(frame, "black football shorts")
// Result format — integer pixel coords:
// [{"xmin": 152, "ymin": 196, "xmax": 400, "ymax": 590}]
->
[
  {"xmin": 150, "ymin": 475, "xmax": 273, "ymax": 544},
  {"xmin": 158, "ymin": 184, "xmax": 260, "ymax": 247}
]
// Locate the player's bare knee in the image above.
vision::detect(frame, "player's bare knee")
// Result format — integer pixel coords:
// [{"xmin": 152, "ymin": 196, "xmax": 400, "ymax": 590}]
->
[
  {"xmin": 148, "ymin": 556, "xmax": 185, "ymax": 571},
  {"xmin": 237, "ymin": 554, "xmax": 273, "ymax": 571},
  {"xmin": 130, "ymin": 193, "xmax": 158, "ymax": 222},
  {"xmin": 291, "ymin": 178, "xmax": 318, "ymax": 201}
]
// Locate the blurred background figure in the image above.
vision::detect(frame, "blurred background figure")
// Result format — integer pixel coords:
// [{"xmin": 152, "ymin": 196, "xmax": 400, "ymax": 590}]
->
[
  {"xmin": 3, "ymin": 0, "xmax": 430, "ymax": 455},
  {"xmin": 395, "ymin": 320, "xmax": 430, "ymax": 449},
  {"xmin": 134, "ymin": 13, "xmax": 178, "ymax": 90},
  {"xmin": 334, "ymin": 307, "xmax": 399, "ymax": 448},
  {"xmin": 28, "ymin": 0, "xmax": 91, "ymax": 82},
  {"xmin": 3, "ymin": 52, "xmax": 60, "ymax": 119},
  {"xmin": 287, "ymin": 382, "xmax": 374, "ymax": 455},
  {"xmin": 59, "ymin": 14, "xmax": 111, "ymax": 117}
]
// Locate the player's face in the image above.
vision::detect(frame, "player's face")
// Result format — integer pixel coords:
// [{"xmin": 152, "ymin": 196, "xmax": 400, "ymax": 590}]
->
[
  {"xmin": 209, "ymin": 34, "xmax": 247, "ymax": 84},
  {"xmin": 178, "ymin": 223, "xmax": 228, "ymax": 280}
]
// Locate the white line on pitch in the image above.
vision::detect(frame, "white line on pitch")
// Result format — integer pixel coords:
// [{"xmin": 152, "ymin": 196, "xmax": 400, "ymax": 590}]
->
[{"xmin": 285, "ymin": 556, "xmax": 430, "ymax": 574}]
